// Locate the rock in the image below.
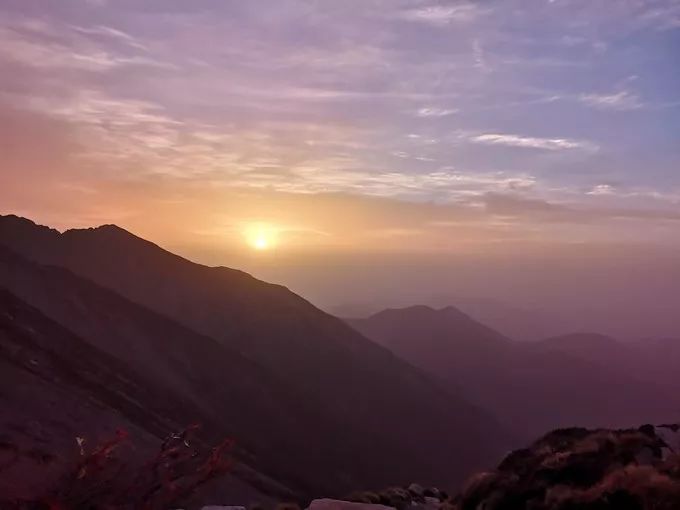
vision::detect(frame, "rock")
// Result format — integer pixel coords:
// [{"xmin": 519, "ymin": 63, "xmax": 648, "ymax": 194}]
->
[
  {"xmin": 407, "ymin": 484, "xmax": 425, "ymax": 498},
  {"xmin": 307, "ymin": 499, "xmax": 394, "ymax": 510},
  {"xmin": 382, "ymin": 487, "xmax": 410, "ymax": 500},
  {"xmin": 656, "ymin": 424, "xmax": 680, "ymax": 459},
  {"xmin": 201, "ymin": 506, "xmax": 246, "ymax": 510},
  {"xmin": 376, "ymin": 487, "xmax": 411, "ymax": 509},
  {"xmin": 346, "ymin": 491, "xmax": 382, "ymax": 505},
  {"xmin": 424, "ymin": 487, "xmax": 442, "ymax": 500},
  {"xmin": 406, "ymin": 497, "xmax": 440, "ymax": 510}
]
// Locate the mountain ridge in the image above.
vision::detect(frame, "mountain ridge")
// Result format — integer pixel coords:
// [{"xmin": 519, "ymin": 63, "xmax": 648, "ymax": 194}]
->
[{"xmin": 0, "ymin": 214, "xmax": 512, "ymax": 498}]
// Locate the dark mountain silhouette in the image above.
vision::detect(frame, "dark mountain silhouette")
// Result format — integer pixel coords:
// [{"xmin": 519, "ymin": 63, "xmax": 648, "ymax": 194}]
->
[
  {"xmin": 0, "ymin": 214, "xmax": 511, "ymax": 498},
  {"xmin": 349, "ymin": 306, "xmax": 678, "ymax": 438}
]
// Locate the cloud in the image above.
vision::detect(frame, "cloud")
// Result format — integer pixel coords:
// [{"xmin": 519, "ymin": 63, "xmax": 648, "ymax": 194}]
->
[
  {"xmin": 587, "ymin": 184, "xmax": 616, "ymax": 196},
  {"xmin": 484, "ymin": 193, "xmax": 680, "ymax": 223},
  {"xmin": 579, "ymin": 90, "xmax": 643, "ymax": 111},
  {"xmin": 24, "ymin": 89, "xmax": 180, "ymax": 128},
  {"xmin": 470, "ymin": 133, "xmax": 598, "ymax": 152},
  {"xmin": 638, "ymin": 3, "xmax": 680, "ymax": 31},
  {"xmin": 472, "ymin": 38, "xmax": 490, "ymax": 71},
  {"xmin": 398, "ymin": 3, "xmax": 484, "ymax": 26},
  {"xmin": 416, "ymin": 107, "xmax": 459, "ymax": 117},
  {"xmin": 0, "ymin": 13, "xmax": 172, "ymax": 73},
  {"xmin": 71, "ymin": 25, "xmax": 149, "ymax": 51}
]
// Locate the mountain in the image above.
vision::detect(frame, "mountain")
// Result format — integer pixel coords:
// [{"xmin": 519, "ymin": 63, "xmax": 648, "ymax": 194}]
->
[
  {"xmin": 349, "ymin": 306, "xmax": 678, "ymax": 438},
  {"xmin": 348, "ymin": 306, "xmax": 513, "ymax": 385},
  {"xmin": 0, "ymin": 214, "xmax": 511, "ymax": 498},
  {"xmin": 630, "ymin": 337, "xmax": 680, "ymax": 393},
  {"xmin": 337, "ymin": 297, "xmax": 583, "ymax": 342},
  {"xmin": 0, "ymin": 244, "xmax": 344, "ymax": 499},
  {"xmin": 0, "ymin": 288, "xmax": 272, "ymax": 504},
  {"xmin": 426, "ymin": 296, "xmax": 568, "ymax": 341},
  {"xmin": 0, "ymin": 287, "xmax": 159, "ymax": 500},
  {"xmin": 535, "ymin": 333, "xmax": 680, "ymax": 394},
  {"xmin": 536, "ymin": 332, "xmax": 624, "ymax": 361}
]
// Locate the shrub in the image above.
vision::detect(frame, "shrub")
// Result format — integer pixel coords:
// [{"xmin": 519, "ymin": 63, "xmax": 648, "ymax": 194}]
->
[{"xmin": 3, "ymin": 424, "xmax": 234, "ymax": 510}]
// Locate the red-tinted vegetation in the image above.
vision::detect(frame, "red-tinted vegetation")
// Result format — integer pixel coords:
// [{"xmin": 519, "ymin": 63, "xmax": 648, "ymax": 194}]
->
[{"xmin": 2, "ymin": 425, "xmax": 233, "ymax": 510}]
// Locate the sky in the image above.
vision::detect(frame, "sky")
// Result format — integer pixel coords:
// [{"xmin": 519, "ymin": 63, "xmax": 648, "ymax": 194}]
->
[{"xmin": 1, "ymin": 0, "xmax": 680, "ymax": 336}]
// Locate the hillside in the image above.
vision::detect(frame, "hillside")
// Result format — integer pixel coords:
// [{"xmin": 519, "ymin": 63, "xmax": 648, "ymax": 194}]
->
[
  {"xmin": 0, "ymin": 245, "xmax": 364, "ymax": 498},
  {"xmin": 0, "ymin": 288, "xmax": 273, "ymax": 504}
]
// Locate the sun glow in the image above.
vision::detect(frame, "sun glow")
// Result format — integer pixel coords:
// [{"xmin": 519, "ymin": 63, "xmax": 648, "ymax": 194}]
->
[
  {"xmin": 245, "ymin": 224, "xmax": 277, "ymax": 251},
  {"xmin": 253, "ymin": 235, "xmax": 270, "ymax": 250}
]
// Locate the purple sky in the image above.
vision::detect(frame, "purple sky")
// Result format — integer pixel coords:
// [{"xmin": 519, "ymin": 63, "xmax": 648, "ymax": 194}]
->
[{"xmin": 1, "ymin": 1, "xmax": 679, "ymax": 336}]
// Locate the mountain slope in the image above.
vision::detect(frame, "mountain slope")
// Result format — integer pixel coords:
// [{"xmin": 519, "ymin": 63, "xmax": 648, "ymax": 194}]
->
[
  {"xmin": 348, "ymin": 306, "xmax": 513, "ymax": 389},
  {"xmin": 350, "ymin": 306, "xmax": 678, "ymax": 438},
  {"xmin": 0, "ymin": 246, "xmax": 345, "ymax": 498},
  {"xmin": 0, "ymin": 288, "xmax": 271, "ymax": 504},
  {"xmin": 0, "ymin": 215, "xmax": 512, "ymax": 493},
  {"xmin": 536, "ymin": 333, "xmax": 622, "ymax": 361},
  {"xmin": 536, "ymin": 333, "xmax": 680, "ymax": 394}
]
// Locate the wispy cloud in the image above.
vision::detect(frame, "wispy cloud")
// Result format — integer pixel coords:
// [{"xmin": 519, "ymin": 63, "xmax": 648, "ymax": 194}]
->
[
  {"xmin": 587, "ymin": 184, "xmax": 616, "ymax": 196},
  {"xmin": 416, "ymin": 107, "xmax": 458, "ymax": 117},
  {"xmin": 579, "ymin": 90, "xmax": 643, "ymax": 111},
  {"xmin": 398, "ymin": 3, "xmax": 484, "ymax": 26},
  {"xmin": 472, "ymin": 39, "xmax": 490, "ymax": 71},
  {"xmin": 0, "ymin": 24, "xmax": 171, "ymax": 72},
  {"xmin": 71, "ymin": 25, "xmax": 149, "ymax": 51},
  {"xmin": 470, "ymin": 133, "xmax": 598, "ymax": 152}
]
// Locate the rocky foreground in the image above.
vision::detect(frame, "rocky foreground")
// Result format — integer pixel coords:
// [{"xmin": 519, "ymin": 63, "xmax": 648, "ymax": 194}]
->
[
  {"xmin": 4, "ymin": 424, "xmax": 680, "ymax": 509},
  {"xmin": 301, "ymin": 424, "xmax": 680, "ymax": 510}
]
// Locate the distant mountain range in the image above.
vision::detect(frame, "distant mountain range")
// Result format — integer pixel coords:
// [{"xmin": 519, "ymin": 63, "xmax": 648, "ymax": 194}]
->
[
  {"xmin": 332, "ymin": 298, "xmax": 563, "ymax": 341},
  {"xmin": 0, "ymin": 215, "xmax": 511, "ymax": 503},
  {"xmin": 349, "ymin": 306, "xmax": 680, "ymax": 438}
]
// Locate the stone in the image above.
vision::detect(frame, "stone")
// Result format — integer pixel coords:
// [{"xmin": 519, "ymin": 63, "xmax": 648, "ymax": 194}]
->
[
  {"xmin": 407, "ymin": 484, "xmax": 425, "ymax": 497},
  {"xmin": 201, "ymin": 506, "xmax": 247, "ymax": 510},
  {"xmin": 656, "ymin": 424, "xmax": 680, "ymax": 459},
  {"xmin": 307, "ymin": 499, "xmax": 395, "ymax": 510}
]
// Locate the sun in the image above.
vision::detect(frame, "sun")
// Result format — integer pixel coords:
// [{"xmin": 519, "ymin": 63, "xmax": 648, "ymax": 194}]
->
[
  {"xmin": 253, "ymin": 235, "xmax": 270, "ymax": 250},
  {"xmin": 245, "ymin": 224, "xmax": 277, "ymax": 251}
]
